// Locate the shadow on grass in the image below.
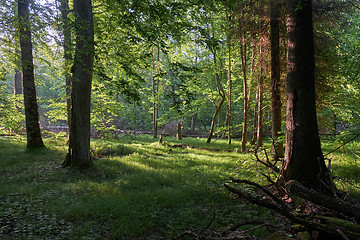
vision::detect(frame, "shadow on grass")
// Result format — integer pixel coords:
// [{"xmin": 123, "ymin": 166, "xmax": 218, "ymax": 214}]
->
[{"xmin": 0, "ymin": 136, "xmax": 269, "ymax": 239}]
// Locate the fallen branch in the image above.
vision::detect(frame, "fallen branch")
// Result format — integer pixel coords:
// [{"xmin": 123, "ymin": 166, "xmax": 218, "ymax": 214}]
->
[
  {"xmin": 254, "ymin": 150, "xmax": 280, "ymax": 173},
  {"xmin": 225, "ymin": 182, "xmax": 360, "ymax": 239},
  {"xmin": 286, "ymin": 180, "xmax": 360, "ymax": 221}
]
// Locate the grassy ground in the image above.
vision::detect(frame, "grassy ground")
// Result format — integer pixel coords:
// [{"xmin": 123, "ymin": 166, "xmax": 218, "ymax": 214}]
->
[{"xmin": 0, "ymin": 134, "xmax": 359, "ymax": 239}]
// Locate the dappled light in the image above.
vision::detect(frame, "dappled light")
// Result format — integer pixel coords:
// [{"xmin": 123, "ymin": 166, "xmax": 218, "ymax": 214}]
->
[{"xmin": 1, "ymin": 0, "xmax": 360, "ymax": 239}]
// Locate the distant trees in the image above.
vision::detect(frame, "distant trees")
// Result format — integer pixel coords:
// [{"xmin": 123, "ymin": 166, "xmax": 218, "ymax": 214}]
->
[{"xmin": 18, "ymin": 0, "xmax": 44, "ymax": 149}]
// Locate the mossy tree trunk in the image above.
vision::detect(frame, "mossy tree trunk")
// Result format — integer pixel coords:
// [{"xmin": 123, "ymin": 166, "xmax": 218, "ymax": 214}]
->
[
  {"xmin": 63, "ymin": 0, "xmax": 94, "ymax": 168},
  {"xmin": 18, "ymin": 0, "xmax": 44, "ymax": 149}
]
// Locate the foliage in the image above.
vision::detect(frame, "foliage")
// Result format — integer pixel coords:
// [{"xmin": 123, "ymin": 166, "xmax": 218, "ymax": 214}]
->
[{"xmin": 0, "ymin": 93, "xmax": 25, "ymax": 134}]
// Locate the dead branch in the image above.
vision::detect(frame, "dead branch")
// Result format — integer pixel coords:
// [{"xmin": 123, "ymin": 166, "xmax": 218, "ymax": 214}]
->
[
  {"xmin": 224, "ymin": 183, "xmax": 360, "ymax": 239},
  {"xmin": 286, "ymin": 180, "xmax": 360, "ymax": 221},
  {"xmin": 254, "ymin": 150, "xmax": 280, "ymax": 173},
  {"xmin": 230, "ymin": 178, "xmax": 288, "ymax": 208}
]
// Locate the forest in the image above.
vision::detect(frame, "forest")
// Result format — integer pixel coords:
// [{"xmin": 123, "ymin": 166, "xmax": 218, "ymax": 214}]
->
[{"xmin": 1, "ymin": 0, "xmax": 360, "ymax": 239}]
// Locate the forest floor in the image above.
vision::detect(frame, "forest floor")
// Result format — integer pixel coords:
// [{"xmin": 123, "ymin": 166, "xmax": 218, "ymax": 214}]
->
[{"xmin": 0, "ymin": 134, "xmax": 359, "ymax": 239}]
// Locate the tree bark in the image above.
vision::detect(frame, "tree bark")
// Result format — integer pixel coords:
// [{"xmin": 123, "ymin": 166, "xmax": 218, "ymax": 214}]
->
[
  {"xmin": 14, "ymin": 68, "xmax": 22, "ymax": 95},
  {"xmin": 63, "ymin": 0, "xmax": 94, "ymax": 168},
  {"xmin": 240, "ymin": 22, "xmax": 249, "ymax": 152},
  {"xmin": 270, "ymin": 0, "xmax": 284, "ymax": 159},
  {"xmin": 18, "ymin": 0, "xmax": 44, "ymax": 149},
  {"xmin": 14, "ymin": 50, "xmax": 22, "ymax": 95},
  {"xmin": 281, "ymin": 0, "xmax": 332, "ymax": 193}
]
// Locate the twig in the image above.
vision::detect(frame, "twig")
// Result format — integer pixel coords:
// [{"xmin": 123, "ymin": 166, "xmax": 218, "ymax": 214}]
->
[
  {"xmin": 324, "ymin": 134, "xmax": 360, "ymax": 157},
  {"xmin": 230, "ymin": 178, "xmax": 288, "ymax": 209},
  {"xmin": 254, "ymin": 150, "xmax": 280, "ymax": 173},
  {"xmin": 197, "ymin": 211, "xmax": 216, "ymax": 235}
]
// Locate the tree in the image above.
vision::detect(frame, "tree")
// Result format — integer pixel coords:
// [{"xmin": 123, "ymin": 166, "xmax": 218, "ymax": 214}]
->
[
  {"xmin": 206, "ymin": 48, "xmax": 226, "ymax": 144},
  {"xmin": 63, "ymin": 0, "xmax": 94, "ymax": 168},
  {"xmin": 255, "ymin": 0, "xmax": 265, "ymax": 148},
  {"xmin": 270, "ymin": 0, "xmax": 284, "ymax": 159},
  {"xmin": 280, "ymin": 0, "xmax": 333, "ymax": 193},
  {"xmin": 59, "ymin": 0, "xmax": 72, "ymax": 125},
  {"xmin": 18, "ymin": 0, "xmax": 44, "ymax": 149}
]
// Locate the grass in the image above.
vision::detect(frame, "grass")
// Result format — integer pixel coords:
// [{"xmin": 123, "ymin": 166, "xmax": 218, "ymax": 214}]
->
[{"xmin": 0, "ymin": 134, "xmax": 359, "ymax": 239}]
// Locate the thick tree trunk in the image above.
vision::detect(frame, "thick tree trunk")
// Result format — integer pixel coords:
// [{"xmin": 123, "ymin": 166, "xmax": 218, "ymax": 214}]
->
[
  {"xmin": 281, "ymin": 0, "xmax": 332, "ymax": 193},
  {"xmin": 60, "ymin": 0, "xmax": 72, "ymax": 126},
  {"xmin": 63, "ymin": 0, "xmax": 94, "ymax": 168},
  {"xmin": 18, "ymin": 0, "xmax": 44, "ymax": 149},
  {"xmin": 270, "ymin": 0, "xmax": 284, "ymax": 159}
]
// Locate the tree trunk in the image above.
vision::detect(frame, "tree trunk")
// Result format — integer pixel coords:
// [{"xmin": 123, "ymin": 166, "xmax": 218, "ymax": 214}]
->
[
  {"xmin": 240, "ymin": 27, "xmax": 249, "ymax": 152},
  {"xmin": 177, "ymin": 122, "xmax": 182, "ymax": 140},
  {"xmin": 206, "ymin": 50, "xmax": 225, "ymax": 144},
  {"xmin": 256, "ymin": 0, "xmax": 265, "ymax": 148},
  {"xmin": 151, "ymin": 45, "xmax": 159, "ymax": 139},
  {"xmin": 14, "ymin": 68, "xmax": 22, "ymax": 95},
  {"xmin": 18, "ymin": 0, "xmax": 44, "ymax": 149},
  {"xmin": 63, "ymin": 0, "xmax": 94, "ymax": 168},
  {"xmin": 14, "ymin": 50, "xmax": 22, "ymax": 95},
  {"xmin": 227, "ymin": 26, "xmax": 232, "ymax": 145},
  {"xmin": 190, "ymin": 113, "xmax": 197, "ymax": 132},
  {"xmin": 60, "ymin": 0, "xmax": 72, "ymax": 126},
  {"xmin": 250, "ymin": 35, "xmax": 257, "ymax": 145},
  {"xmin": 281, "ymin": 0, "xmax": 333, "ymax": 193},
  {"xmin": 270, "ymin": 0, "xmax": 284, "ymax": 159}
]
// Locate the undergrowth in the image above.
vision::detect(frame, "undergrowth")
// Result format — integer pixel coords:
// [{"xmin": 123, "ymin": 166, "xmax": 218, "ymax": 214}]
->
[{"xmin": 0, "ymin": 134, "xmax": 359, "ymax": 239}]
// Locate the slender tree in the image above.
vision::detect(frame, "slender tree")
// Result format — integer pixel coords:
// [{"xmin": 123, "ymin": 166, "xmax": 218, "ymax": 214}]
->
[
  {"xmin": 227, "ymin": 33, "xmax": 232, "ymax": 144},
  {"xmin": 281, "ymin": 0, "xmax": 334, "ymax": 193},
  {"xmin": 240, "ymin": 23, "xmax": 249, "ymax": 152},
  {"xmin": 256, "ymin": 0, "xmax": 265, "ymax": 148},
  {"xmin": 270, "ymin": 0, "xmax": 284, "ymax": 158},
  {"xmin": 59, "ymin": 0, "xmax": 72, "ymax": 125},
  {"xmin": 63, "ymin": 0, "xmax": 94, "ymax": 168},
  {"xmin": 18, "ymin": 0, "xmax": 44, "ymax": 149},
  {"xmin": 206, "ymin": 48, "xmax": 226, "ymax": 144}
]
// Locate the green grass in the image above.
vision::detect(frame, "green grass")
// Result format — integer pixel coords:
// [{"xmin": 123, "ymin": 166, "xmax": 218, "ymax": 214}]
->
[{"xmin": 0, "ymin": 134, "xmax": 359, "ymax": 239}]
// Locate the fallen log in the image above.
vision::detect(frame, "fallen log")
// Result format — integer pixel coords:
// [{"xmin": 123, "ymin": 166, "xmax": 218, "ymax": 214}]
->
[
  {"xmin": 286, "ymin": 180, "xmax": 360, "ymax": 221},
  {"xmin": 225, "ymin": 181, "xmax": 360, "ymax": 240}
]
